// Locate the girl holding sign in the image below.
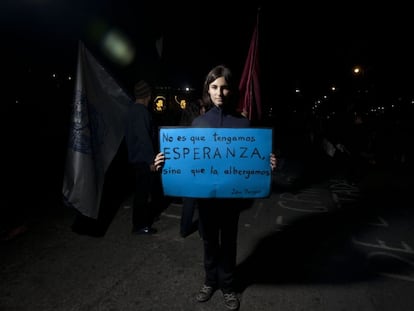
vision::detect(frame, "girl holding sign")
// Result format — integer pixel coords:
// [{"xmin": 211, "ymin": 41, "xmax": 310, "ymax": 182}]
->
[{"xmin": 189, "ymin": 65, "xmax": 277, "ymax": 310}]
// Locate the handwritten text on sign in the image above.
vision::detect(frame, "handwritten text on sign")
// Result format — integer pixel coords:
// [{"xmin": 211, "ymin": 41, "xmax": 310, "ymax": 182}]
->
[{"xmin": 159, "ymin": 127, "xmax": 273, "ymax": 198}]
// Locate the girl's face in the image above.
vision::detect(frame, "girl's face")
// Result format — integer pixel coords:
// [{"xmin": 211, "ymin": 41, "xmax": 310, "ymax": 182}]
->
[{"xmin": 208, "ymin": 76, "xmax": 230, "ymax": 107}]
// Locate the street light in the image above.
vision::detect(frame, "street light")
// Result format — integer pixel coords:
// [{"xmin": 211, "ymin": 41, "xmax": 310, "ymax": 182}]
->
[{"xmin": 352, "ymin": 65, "xmax": 363, "ymax": 76}]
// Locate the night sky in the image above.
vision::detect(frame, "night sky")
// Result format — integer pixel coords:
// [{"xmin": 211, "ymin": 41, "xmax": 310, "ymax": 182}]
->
[{"xmin": 1, "ymin": 1, "xmax": 414, "ymax": 102}]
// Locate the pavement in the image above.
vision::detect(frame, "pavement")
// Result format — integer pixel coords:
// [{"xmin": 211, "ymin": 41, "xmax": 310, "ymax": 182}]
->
[{"xmin": 1, "ymin": 158, "xmax": 414, "ymax": 311}]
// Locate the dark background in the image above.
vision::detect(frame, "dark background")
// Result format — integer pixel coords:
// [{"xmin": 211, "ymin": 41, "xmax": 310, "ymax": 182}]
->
[
  {"xmin": 1, "ymin": 1, "xmax": 413, "ymax": 226},
  {"xmin": 2, "ymin": 1, "xmax": 414, "ymax": 93}
]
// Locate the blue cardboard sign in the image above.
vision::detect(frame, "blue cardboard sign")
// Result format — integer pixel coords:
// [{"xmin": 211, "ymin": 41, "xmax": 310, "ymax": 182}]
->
[{"xmin": 159, "ymin": 127, "xmax": 273, "ymax": 198}]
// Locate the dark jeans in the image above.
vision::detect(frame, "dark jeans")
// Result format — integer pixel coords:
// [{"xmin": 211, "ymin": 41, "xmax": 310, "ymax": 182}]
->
[{"xmin": 198, "ymin": 199, "xmax": 240, "ymax": 293}]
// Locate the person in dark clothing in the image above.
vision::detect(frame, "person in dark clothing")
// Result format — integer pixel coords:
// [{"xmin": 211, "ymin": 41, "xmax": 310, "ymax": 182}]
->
[
  {"xmin": 179, "ymin": 98, "xmax": 206, "ymax": 126},
  {"xmin": 125, "ymin": 80, "xmax": 165, "ymax": 235},
  {"xmin": 190, "ymin": 65, "xmax": 277, "ymax": 310},
  {"xmin": 154, "ymin": 65, "xmax": 276, "ymax": 309},
  {"xmin": 178, "ymin": 98, "xmax": 207, "ymax": 238}
]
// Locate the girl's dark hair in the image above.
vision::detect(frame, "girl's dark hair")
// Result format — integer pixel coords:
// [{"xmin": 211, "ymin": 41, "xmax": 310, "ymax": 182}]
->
[{"xmin": 201, "ymin": 64, "xmax": 238, "ymax": 112}]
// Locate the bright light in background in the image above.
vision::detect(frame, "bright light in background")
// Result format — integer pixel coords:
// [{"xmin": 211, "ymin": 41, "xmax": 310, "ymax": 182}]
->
[
  {"xmin": 352, "ymin": 65, "xmax": 363, "ymax": 75},
  {"xmin": 102, "ymin": 29, "xmax": 135, "ymax": 66}
]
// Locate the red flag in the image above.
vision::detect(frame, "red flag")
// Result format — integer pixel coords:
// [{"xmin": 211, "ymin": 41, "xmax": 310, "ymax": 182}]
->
[{"xmin": 238, "ymin": 12, "xmax": 261, "ymax": 121}]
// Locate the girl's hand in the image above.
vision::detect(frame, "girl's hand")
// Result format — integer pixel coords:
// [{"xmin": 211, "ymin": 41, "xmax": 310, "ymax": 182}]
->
[
  {"xmin": 153, "ymin": 152, "xmax": 165, "ymax": 172},
  {"xmin": 270, "ymin": 153, "xmax": 277, "ymax": 171}
]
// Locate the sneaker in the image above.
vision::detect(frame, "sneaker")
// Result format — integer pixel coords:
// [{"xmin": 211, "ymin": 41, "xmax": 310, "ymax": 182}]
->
[
  {"xmin": 223, "ymin": 292, "xmax": 240, "ymax": 310},
  {"xmin": 196, "ymin": 284, "xmax": 215, "ymax": 302}
]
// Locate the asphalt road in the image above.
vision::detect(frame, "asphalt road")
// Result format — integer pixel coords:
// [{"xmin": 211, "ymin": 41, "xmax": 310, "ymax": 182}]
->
[{"xmin": 1, "ymin": 160, "xmax": 414, "ymax": 311}]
